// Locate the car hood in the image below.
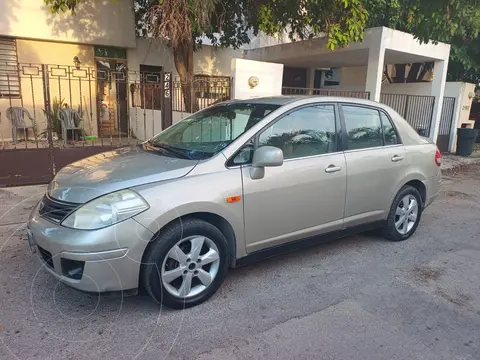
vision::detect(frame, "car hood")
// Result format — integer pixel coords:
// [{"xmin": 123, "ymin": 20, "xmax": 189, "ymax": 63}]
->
[{"xmin": 48, "ymin": 146, "xmax": 198, "ymax": 204}]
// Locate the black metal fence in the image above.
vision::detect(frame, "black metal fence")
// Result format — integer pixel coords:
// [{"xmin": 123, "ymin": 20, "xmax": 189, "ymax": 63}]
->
[
  {"xmin": 282, "ymin": 86, "xmax": 371, "ymax": 99},
  {"xmin": 379, "ymin": 93, "xmax": 435, "ymax": 135},
  {"xmin": 0, "ymin": 61, "xmax": 233, "ymax": 185},
  {"xmin": 172, "ymin": 76, "xmax": 232, "ymax": 112}
]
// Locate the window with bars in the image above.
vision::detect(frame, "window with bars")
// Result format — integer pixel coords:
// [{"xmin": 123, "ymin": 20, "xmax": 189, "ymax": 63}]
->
[{"xmin": 0, "ymin": 37, "xmax": 20, "ymax": 98}]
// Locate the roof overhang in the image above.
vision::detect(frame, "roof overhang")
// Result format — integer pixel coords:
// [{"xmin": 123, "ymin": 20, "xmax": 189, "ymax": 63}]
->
[{"xmin": 245, "ymin": 27, "xmax": 451, "ymax": 68}]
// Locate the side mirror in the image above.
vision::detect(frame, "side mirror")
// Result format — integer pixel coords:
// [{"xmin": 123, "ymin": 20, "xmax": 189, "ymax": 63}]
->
[{"xmin": 250, "ymin": 146, "xmax": 284, "ymax": 180}]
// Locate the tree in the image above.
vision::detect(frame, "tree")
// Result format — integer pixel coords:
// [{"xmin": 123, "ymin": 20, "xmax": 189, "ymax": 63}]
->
[
  {"xmin": 365, "ymin": 0, "xmax": 480, "ymax": 83},
  {"xmin": 45, "ymin": 0, "xmax": 480, "ymax": 95},
  {"xmin": 448, "ymin": 36, "xmax": 480, "ymax": 84},
  {"xmin": 45, "ymin": 0, "xmax": 368, "ymax": 111}
]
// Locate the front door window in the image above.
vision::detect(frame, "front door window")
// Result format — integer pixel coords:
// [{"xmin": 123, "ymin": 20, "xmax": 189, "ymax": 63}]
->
[{"xmin": 258, "ymin": 104, "xmax": 338, "ymax": 159}]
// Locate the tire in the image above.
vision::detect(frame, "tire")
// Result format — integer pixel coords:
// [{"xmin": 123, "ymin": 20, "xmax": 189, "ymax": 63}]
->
[
  {"xmin": 383, "ymin": 185, "xmax": 423, "ymax": 242},
  {"xmin": 141, "ymin": 218, "xmax": 229, "ymax": 309}
]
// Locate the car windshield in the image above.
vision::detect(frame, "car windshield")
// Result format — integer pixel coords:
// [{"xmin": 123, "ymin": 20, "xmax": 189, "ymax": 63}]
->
[{"xmin": 146, "ymin": 102, "xmax": 281, "ymax": 160}]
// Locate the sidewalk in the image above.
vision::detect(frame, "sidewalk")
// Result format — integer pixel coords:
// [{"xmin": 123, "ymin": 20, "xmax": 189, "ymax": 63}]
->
[
  {"xmin": 441, "ymin": 151, "xmax": 480, "ymax": 174},
  {"xmin": 0, "ymin": 185, "xmax": 46, "ymax": 227}
]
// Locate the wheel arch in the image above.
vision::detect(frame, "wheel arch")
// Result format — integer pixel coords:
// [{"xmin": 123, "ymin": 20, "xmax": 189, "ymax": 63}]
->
[
  {"xmin": 389, "ymin": 172, "xmax": 427, "ymax": 209},
  {"xmin": 403, "ymin": 179, "xmax": 427, "ymax": 206},
  {"xmin": 140, "ymin": 211, "xmax": 238, "ymax": 268}
]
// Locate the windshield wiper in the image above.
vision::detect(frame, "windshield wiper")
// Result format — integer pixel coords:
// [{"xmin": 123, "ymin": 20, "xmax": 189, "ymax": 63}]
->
[{"xmin": 146, "ymin": 141, "xmax": 192, "ymax": 160}]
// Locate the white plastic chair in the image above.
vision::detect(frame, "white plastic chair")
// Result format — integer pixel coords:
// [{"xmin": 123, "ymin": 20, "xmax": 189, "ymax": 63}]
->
[
  {"xmin": 58, "ymin": 108, "xmax": 83, "ymax": 145},
  {"xmin": 6, "ymin": 107, "xmax": 37, "ymax": 144}
]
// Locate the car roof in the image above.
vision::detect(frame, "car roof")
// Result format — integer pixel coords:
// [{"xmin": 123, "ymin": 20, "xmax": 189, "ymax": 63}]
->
[{"xmin": 227, "ymin": 95, "xmax": 389, "ymax": 109}]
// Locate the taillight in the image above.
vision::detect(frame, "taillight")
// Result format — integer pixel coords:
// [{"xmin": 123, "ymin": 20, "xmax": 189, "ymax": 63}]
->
[{"xmin": 435, "ymin": 148, "xmax": 441, "ymax": 166}]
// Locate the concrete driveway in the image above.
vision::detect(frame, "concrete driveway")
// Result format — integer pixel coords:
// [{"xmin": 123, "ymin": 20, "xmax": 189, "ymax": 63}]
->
[{"xmin": 1, "ymin": 166, "xmax": 480, "ymax": 360}]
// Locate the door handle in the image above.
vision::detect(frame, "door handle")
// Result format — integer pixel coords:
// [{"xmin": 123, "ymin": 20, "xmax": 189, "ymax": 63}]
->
[
  {"xmin": 325, "ymin": 165, "xmax": 342, "ymax": 173},
  {"xmin": 391, "ymin": 155, "xmax": 404, "ymax": 162}
]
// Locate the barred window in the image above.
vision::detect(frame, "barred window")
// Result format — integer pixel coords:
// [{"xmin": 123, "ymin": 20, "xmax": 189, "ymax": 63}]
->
[{"xmin": 0, "ymin": 37, "xmax": 20, "ymax": 98}]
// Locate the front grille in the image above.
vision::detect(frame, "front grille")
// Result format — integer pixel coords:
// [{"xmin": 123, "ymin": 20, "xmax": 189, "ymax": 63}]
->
[
  {"xmin": 38, "ymin": 195, "xmax": 79, "ymax": 223},
  {"xmin": 38, "ymin": 246, "xmax": 54, "ymax": 268}
]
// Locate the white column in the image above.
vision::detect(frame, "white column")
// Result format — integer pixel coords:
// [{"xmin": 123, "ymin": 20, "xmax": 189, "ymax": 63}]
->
[
  {"xmin": 365, "ymin": 42, "xmax": 385, "ymax": 101},
  {"xmin": 448, "ymin": 83, "xmax": 464, "ymax": 152},
  {"xmin": 429, "ymin": 59, "xmax": 449, "ymax": 142}
]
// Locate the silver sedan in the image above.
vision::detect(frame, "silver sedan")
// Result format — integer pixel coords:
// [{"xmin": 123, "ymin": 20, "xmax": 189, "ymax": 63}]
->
[{"xmin": 28, "ymin": 96, "xmax": 441, "ymax": 308}]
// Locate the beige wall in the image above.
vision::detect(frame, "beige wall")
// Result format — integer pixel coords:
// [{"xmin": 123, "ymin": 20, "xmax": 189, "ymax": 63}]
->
[
  {"xmin": 16, "ymin": 39, "xmax": 95, "ymax": 66},
  {"xmin": 338, "ymin": 67, "xmax": 367, "ymax": 89},
  {"xmin": 0, "ymin": 0, "xmax": 135, "ymax": 48},
  {"xmin": 127, "ymin": 38, "xmax": 242, "ymax": 77},
  {"xmin": 0, "ymin": 39, "xmax": 99, "ymax": 141},
  {"xmin": 456, "ymin": 83, "xmax": 476, "ymax": 126}
]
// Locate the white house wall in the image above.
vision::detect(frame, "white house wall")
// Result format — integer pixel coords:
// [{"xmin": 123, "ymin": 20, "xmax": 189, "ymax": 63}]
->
[
  {"xmin": 381, "ymin": 82, "xmax": 473, "ymax": 99},
  {"xmin": 0, "ymin": 0, "xmax": 136, "ymax": 48},
  {"xmin": 127, "ymin": 38, "xmax": 243, "ymax": 77}
]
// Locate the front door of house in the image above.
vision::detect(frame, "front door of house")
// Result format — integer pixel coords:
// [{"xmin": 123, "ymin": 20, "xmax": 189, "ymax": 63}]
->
[{"xmin": 95, "ymin": 46, "xmax": 128, "ymax": 138}]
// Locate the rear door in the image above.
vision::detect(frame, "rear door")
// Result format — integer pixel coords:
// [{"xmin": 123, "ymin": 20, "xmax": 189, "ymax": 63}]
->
[{"xmin": 340, "ymin": 104, "xmax": 407, "ymax": 227}]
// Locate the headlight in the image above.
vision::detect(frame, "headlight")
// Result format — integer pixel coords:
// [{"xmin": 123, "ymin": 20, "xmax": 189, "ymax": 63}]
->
[{"xmin": 61, "ymin": 189, "xmax": 149, "ymax": 230}]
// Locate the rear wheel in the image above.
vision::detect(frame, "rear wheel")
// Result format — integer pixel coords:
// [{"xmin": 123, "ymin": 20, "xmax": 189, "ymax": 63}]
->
[
  {"xmin": 141, "ymin": 218, "xmax": 229, "ymax": 309},
  {"xmin": 383, "ymin": 185, "xmax": 422, "ymax": 241}
]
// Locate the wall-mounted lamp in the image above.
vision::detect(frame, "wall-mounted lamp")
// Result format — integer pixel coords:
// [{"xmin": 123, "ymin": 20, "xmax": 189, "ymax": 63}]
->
[
  {"xmin": 248, "ymin": 76, "xmax": 259, "ymax": 89},
  {"xmin": 73, "ymin": 56, "xmax": 81, "ymax": 70}
]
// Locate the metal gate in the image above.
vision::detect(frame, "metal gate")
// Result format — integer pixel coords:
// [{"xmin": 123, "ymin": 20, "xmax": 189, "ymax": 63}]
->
[
  {"xmin": 436, "ymin": 97, "xmax": 456, "ymax": 153},
  {"xmin": 379, "ymin": 94, "xmax": 435, "ymax": 135},
  {"xmin": 0, "ymin": 62, "xmax": 167, "ymax": 186},
  {"xmin": 0, "ymin": 61, "xmax": 232, "ymax": 186}
]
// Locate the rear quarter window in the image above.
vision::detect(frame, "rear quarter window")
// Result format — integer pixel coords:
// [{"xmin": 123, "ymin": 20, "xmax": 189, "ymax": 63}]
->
[{"xmin": 379, "ymin": 111, "xmax": 400, "ymax": 145}]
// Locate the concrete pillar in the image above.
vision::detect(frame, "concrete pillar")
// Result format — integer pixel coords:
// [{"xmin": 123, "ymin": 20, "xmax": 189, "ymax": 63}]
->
[
  {"xmin": 306, "ymin": 68, "xmax": 315, "ymax": 94},
  {"xmin": 448, "ymin": 83, "xmax": 463, "ymax": 153},
  {"xmin": 365, "ymin": 43, "xmax": 385, "ymax": 101},
  {"xmin": 429, "ymin": 59, "xmax": 449, "ymax": 142},
  {"xmin": 231, "ymin": 58, "xmax": 284, "ymax": 99}
]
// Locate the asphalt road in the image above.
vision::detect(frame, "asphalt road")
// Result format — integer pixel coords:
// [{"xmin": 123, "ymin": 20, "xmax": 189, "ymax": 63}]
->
[{"xmin": 1, "ymin": 166, "xmax": 480, "ymax": 360}]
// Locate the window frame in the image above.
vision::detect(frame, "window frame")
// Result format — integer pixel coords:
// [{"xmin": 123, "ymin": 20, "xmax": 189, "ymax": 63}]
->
[
  {"xmin": 226, "ymin": 102, "xmax": 342, "ymax": 167},
  {"xmin": 338, "ymin": 103, "xmax": 403, "ymax": 152},
  {"xmin": 138, "ymin": 64, "xmax": 163, "ymax": 110}
]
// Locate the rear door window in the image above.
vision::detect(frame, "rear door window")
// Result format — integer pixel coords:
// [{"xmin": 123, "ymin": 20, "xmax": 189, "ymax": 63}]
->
[{"xmin": 342, "ymin": 105, "xmax": 383, "ymax": 150}]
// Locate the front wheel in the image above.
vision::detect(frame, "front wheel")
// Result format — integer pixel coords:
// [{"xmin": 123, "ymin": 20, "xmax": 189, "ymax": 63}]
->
[
  {"xmin": 383, "ymin": 185, "xmax": 423, "ymax": 241},
  {"xmin": 141, "ymin": 218, "xmax": 229, "ymax": 309}
]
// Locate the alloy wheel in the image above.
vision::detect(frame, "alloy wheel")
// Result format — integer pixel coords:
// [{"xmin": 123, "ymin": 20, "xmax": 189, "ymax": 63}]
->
[
  {"xmin": 394, "ymin": 194, "xmax": 418, "ymax": 235},
  {"xmin": 161, "ymin": 236, "xmax": 220, "ymax": 298}
]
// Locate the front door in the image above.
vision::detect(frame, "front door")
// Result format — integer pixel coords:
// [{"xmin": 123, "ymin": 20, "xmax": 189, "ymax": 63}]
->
[
  {"xmin": 340, "ymin": 104, "xmax": 407, "ymax": 226},
  {"xmin": 96, "ymin": 59, "xmax": 128, "ymax": 137},
  {"xmin": 241, "ymin": 104, "xmax": 347, "ymax": 253}
]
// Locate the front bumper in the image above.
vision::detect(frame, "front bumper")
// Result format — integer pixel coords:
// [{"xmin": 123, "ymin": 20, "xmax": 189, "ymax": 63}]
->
[{"xmin": 27, "ymin": 203, "xmax": 154, "ymax": 292}]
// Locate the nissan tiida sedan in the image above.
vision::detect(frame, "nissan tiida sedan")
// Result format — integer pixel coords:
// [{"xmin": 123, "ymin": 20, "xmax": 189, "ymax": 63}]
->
[{"xmin": 27, "ymin": 96, "xmax": 441, "ymax": 308}]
